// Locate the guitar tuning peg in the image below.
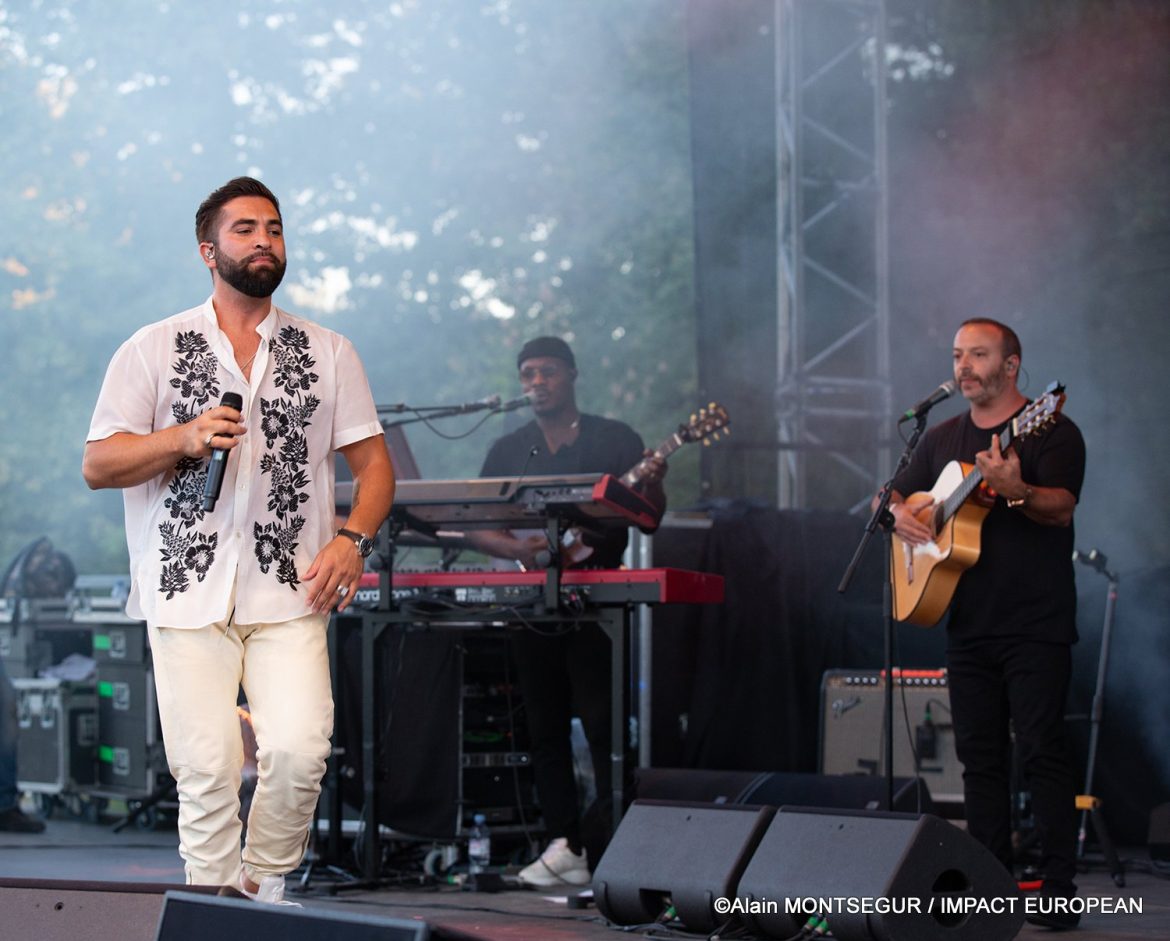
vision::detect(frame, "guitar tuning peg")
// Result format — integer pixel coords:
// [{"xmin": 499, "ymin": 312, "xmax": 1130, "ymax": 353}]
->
[{"xmin": 703, "ymin": 439, "xmax": 712, "ymax": 446}]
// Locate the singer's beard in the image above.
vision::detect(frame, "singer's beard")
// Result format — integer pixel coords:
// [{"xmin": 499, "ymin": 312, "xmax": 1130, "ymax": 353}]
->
[
  {"xmin": 959, "ymin": 361, "xmax": 1011, "ymax": 404},
  {"xmin": 215, "ymin": 251, "xmax": 287, "ymax": 298}
]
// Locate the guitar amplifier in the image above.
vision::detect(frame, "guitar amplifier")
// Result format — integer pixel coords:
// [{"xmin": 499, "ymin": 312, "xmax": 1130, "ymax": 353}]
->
[{"xmin": 819, "ymin": 669, "xmax": 964, "ymax": 805}]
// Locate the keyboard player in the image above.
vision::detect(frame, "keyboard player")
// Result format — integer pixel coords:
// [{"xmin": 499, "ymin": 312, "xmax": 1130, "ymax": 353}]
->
[{"xmin": 468, "ymin": 336, "xmax": 666, "ymax": 888}]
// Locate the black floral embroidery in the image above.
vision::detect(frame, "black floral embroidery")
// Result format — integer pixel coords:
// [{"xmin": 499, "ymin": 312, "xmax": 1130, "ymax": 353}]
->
[
  {"xmin": 157, "ymin": 333, "xmax": 221, "ymax": 598},
  {"xmin": 184, "ymin": 536, "xmax": 218, "ymax": 579},
  {"xmin": 254, "ymin": 326, "xmax": 319, "ymax": 590},
  {"xmin": 272, "ymin": 325, "xmax": 319, "ymax": 397},
  {"xmin": 169, "ymin": 331, "xmax": 220, "ymax": 407},
  {"xmin": 163, "ymin": 474, "xmax": 203, "ymax": 524},
  {"xmin": 259, "ymin": 400, "xmax": 290, "ymax": 446}
]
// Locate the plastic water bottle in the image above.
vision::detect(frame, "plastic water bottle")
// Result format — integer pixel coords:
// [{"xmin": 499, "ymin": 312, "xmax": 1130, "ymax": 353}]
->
[{"xmin": 468, "ymin": 813, "xmax": 491, "ymax": 874}]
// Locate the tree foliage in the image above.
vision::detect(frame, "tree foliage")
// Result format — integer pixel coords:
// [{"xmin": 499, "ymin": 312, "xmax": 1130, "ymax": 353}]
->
[{"xmin": 0, "ymin": 0, "xmax": 697, "ymax": 574}]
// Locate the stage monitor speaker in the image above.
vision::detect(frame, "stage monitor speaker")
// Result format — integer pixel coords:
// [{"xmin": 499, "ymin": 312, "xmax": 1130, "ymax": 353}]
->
[
  {"xmin": 737, "ymin": 808, "xmax": 1023, "ymax": 941},
  {"xmin": 0, "ymin": 879, "xmax": 218, "ymax": 941},
  {"xmin": 155, "ymin": 891, "xmax": 430, "ymax": 940},
  {"xmin": 739, "ymin": 770, "xmax": 934, "ymax": 816},
  {"xmin": 635, "ymin": 767, "xmax": 934, "ymax": 815},
  {"xmin": 820, "ymin": 670, "xmax": 964, "ymax": 804},
  {"xmin": 634, "ymin": 767, "xmax": 766, "ymax": 804},
  {"xmin": 593, "ymin": 799, "xmax": 774, "ymax": 933}
]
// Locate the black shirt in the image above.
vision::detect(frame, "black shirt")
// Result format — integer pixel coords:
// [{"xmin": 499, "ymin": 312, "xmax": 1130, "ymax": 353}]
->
[
  {"xmin": 479, "ymin": 414, "xmax": 647, "ymax": 569},
  {"xmin": 890, "ymin": 408, "xmax": 1086, "ymax": 647}
]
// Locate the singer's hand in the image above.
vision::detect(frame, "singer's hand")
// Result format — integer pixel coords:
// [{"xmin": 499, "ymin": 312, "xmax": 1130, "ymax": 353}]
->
[
  {"xmin": 890, "ymin": 493, "xmax": 936, "ymax": 546},
  {"xmin": 302, "ymin": 537, "xmax": 365, "ymax": 614},
  {"xmin": 190, "ymin": 405, "xmax": 246, "ymax": 458}
]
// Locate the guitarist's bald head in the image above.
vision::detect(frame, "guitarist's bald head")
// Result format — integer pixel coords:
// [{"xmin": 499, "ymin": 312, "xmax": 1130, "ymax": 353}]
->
[{"xmin": 959, "ymin": 318, "xmax": 1021, "ymax": 362}]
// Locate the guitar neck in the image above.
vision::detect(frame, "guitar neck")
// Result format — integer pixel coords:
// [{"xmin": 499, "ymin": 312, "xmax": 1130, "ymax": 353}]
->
[{"xmin": 940, "ymin": 423, "xmax": 1016, "ymax": 521}]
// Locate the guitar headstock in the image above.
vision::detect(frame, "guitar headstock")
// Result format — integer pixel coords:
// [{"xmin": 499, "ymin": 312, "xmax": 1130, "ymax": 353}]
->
[
  {"xmin": 680, "ymin": 402, "xmax": 731, "ymax": 446},
  {"xmin": 1014, "ymin": 381, "xmax": 1066, "ymax": 440}
]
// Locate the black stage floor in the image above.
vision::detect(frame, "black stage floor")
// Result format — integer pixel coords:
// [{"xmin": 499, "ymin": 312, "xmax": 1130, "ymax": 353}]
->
[{"xmin": 1, "ymin": 815, "xmax": 1168, "ymax": 940}]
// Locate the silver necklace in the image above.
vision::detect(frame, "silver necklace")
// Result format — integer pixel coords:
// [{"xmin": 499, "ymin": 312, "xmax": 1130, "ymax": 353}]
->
[{"xmin": 238, "ymin": 344, "xmax": 260, "ymax": 373}]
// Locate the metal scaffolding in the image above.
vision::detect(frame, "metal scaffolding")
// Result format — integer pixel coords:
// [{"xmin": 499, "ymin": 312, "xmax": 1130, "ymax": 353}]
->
[{"xmin": 775, "ymin": 0, "xmax": 892, "ymax": 512}]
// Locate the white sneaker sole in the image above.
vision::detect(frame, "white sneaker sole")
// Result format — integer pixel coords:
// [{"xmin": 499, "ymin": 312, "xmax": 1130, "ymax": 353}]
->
[{"xmin": 518, "ymin": 867, "xmax": 592, "ymax": 888}]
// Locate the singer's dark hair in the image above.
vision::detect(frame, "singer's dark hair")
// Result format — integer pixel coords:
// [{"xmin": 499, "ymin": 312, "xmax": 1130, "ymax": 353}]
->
[
  {"xmin": 196, "ymin": 177, "xmax": 282, "ymax": 245},
  {"xmin": 960, "ymin": 317, "xmax": 1021, "ymax": 361}
]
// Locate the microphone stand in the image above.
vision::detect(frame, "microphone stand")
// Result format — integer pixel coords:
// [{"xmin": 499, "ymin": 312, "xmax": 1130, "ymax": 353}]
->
[
  {"xmin": 1070, "ymin": 549, "xmax": 1125, "ymax": 886},
  {"xmin": 376, "ymin": 400, "xmax": 505, "ymax": 428},
  {"xmin": 838, "ymin": 413, "xmax": 928, "ymax": 812}
]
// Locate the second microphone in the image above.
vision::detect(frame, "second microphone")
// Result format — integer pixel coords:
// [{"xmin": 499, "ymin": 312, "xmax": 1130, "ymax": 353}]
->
[{"xmin": 202, "ymin": 391, "xmax": 244, "ymax": 512}]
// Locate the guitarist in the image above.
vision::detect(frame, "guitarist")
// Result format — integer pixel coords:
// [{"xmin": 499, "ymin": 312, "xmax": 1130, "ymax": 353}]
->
[
  {"xmin": 470, "ymin": 336, "xmax": 666, "ymax": 887},
  {"xmin": 885, "ymin": 318, "xmax": 1085, "ymax": 929}
]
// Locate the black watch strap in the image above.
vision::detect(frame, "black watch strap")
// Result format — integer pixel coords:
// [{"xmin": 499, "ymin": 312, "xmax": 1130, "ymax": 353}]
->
[{"xmin": 336, "ymin": 528, "xmax": 373, "ymax": 558}]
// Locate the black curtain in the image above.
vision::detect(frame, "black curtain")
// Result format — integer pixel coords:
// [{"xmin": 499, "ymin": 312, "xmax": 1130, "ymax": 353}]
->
[
  {"xmin": 652, "ymin": 506, "xmax": 1167, "ymax": 846},
  {"xmin": 678, "ymin": 505, "xmax": 948, "ymax": 771}
]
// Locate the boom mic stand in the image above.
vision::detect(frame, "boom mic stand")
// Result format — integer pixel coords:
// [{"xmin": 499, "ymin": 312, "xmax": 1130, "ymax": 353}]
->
[
  {"xmin": 376, "ymin": 396, "xmax": 527, "ymax": 428},
  {"xmin": 838, "ymin": 413, "xmax": 929, "ymax": 812},
  {"xmin": 1069, "ymin": 548, "xmax": 1125, "ymax": 886}
]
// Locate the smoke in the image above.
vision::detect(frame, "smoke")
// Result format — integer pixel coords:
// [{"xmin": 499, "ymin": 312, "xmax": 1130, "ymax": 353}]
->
[
  {"xmin": 889, "ymin": 7, "xmax": 1170, "ymax": 576},
  {"xmin": 887, "ymin": 6, "xmax": 1170, "ymax": 799}
]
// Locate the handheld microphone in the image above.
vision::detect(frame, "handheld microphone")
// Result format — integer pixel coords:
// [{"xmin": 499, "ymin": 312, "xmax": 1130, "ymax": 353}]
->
[
  {"xmin": 497, "ymin": 392, "xmax": 533, "ymax": 413},
  {"xmin": 202, "ymin": 392, "xmax": 244, "ymax": 512},
  {"xmin": 900, "ymin": 380, "xmax": 956, "ymax": 423}
]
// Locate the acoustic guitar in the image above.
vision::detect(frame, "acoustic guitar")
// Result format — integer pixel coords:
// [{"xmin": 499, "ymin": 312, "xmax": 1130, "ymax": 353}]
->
[{"xmin": 890, "ymin": 382, "xmax": 1066, "ymax": 627}]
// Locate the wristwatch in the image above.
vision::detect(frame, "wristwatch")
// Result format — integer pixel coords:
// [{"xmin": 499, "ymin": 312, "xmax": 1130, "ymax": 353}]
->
[
  {"xmin": 1006, "ymin": 487, "xmax": 1032, "ymax": 509},
  {"xmin": 336, "ymin": 528, "xmax": 374, "ymax": 558}
]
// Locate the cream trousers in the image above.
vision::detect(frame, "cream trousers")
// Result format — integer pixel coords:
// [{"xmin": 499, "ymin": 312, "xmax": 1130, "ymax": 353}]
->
[{"xmin": 148, "ymin": 607, "xmax": 333, "ymax": 885}]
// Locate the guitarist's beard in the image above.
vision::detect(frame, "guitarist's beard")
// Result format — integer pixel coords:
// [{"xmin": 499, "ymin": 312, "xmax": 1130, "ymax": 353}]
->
[{"xmin": 958, "ymin": 361, "xmax": 1012, "ymax": 406}]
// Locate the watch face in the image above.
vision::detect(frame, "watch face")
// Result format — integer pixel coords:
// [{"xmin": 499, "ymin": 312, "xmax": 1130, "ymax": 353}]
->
[{"xmin": 357, "ymin": 537, "xmax": 373, "ymax": 557}]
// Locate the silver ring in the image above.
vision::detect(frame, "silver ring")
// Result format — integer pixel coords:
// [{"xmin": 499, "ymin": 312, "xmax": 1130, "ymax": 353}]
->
[
  {"xmin": 337, "ymin": 585, "xmax": 349, "ymax": 598},
  {"xmin": 205, "ymin": 433, "xmax": 215, "ymax": 448}
]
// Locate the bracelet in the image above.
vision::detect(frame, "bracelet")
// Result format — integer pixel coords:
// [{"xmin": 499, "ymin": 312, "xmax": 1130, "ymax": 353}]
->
[{"xmin": 1006, "ymin": 487, "xmax": 1032, "ymax": 509}]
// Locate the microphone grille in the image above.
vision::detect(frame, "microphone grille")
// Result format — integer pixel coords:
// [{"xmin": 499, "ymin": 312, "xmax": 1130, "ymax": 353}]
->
[{"xmin": 221, "ymin": 391, "xmax": 244, "ymax": 410}]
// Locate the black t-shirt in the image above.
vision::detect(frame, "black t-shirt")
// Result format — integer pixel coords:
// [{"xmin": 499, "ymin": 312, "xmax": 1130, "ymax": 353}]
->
[
  {"xmin": 479, "ymin": 414, "xmax": 647, "ymax": 568},
  {"xmin": 890, "ymin": 408, "xmax": 1086, "ymax": 647}
]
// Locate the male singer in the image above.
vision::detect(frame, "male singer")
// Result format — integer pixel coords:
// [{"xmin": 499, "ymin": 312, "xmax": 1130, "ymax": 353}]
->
[
  {"xmin": 884, "ymin": 318, "xmax": 1085, "ymax": 930},
  {"xmin": 83, "ymin": 177, "xmax": 394, "ymax": 903}
]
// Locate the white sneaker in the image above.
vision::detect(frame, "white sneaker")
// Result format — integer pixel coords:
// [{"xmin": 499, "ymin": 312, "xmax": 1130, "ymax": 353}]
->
[
  {"xmin": 517, "ymin": 837, "xmax": 591, "ymax": 887},
  {"xmin": 238, "ymin": 871, "xmax": 302, "ymax": 906}
]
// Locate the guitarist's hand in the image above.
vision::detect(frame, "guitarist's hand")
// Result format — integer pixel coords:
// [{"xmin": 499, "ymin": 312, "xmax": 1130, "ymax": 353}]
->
[
  {"xmin": 976, "ymin": 434, "xmax": 1024, "ymax": 500},
  {"xmin": 515, "ymin": 533, "xmax": 553, "ymax": 570},
  {"xmin": 635, "ymin": 450, "xmax": 668, "ymax": 488},
  {"xmin": 891, "ymin": 493, "xmax": 936, "ymax": 546},
  {"xmin": 466, "ymin": 529, "xmax": 551, "ymax": 569}
]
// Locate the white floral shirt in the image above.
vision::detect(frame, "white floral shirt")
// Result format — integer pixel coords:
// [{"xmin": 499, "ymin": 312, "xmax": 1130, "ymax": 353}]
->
[{"xmin": 87, "ymin": 298, "xmax": 382, "ymax": 628}]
